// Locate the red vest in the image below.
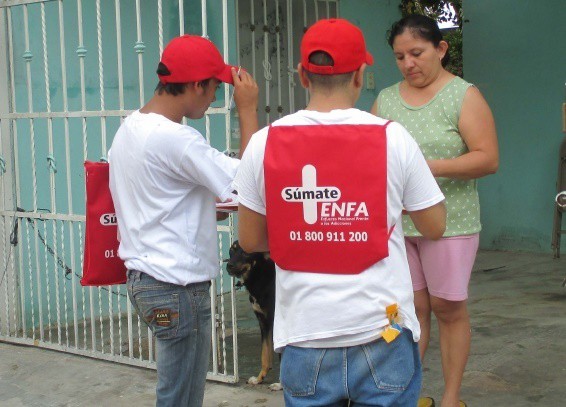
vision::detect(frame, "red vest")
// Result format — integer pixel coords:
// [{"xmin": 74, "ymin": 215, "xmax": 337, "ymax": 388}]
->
[{"xmin": 264, "ymin": 123, "xmax": 391, "ymax": 274}]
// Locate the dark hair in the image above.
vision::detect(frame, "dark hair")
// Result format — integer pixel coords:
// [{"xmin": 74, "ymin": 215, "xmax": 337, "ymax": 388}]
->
[
  {"xmin": 304, "ymin": 52, "xmax": 355, "ymax": 89},
  {"xmin": 154, "ymin": 62, "xmax": 211, "ymax": 95},
  {"xmin": 387, "ymin": 15, "xmax": 450, "ymax": 67}
]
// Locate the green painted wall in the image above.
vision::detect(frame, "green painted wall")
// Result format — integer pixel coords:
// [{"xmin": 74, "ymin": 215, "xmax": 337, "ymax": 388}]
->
[
  {"xmin": 463, "ymin": 0, "xmax": 566, "ymax": 252},
  {"xmin": 346, "ymin": 0, "xmax": 566, "ymax": 254},
  {"xmin": 340, "ymin": 0, "xmax": 402, "ymax": 111}
]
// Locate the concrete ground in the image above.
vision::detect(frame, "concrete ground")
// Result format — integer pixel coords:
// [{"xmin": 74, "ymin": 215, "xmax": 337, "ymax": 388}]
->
[{"xmin": 1, "ymin": 250, "xmax": 565, "ymax": 407}]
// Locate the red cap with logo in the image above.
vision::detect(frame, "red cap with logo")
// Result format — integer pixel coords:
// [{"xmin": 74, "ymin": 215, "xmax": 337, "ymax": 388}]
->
[
  {"xmin": 158, "ymin": 35, "xmax": 236, "ymax": 85},
  {"xmin": 301, "ymin": 18, "xmax": 373, "ymax": 75}
]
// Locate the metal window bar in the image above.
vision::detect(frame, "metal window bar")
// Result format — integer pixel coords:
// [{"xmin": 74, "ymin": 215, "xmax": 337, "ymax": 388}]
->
[
  {"xmin": 96, "ymin": 0, "xmax": 109, "ymax": 355},
  {"xmin": 40, "ymin": 3, "xmax": 53, "ymax": 343},
  {"xmin": 219, "ymin": 235, "xmax": 227, "ymax": 374},
  {"xmin": 134, "ymin": 0, "xmax": 144, "ymax": 107},
  {"xmin": 250, "ymin": 0, "xmax": 256, "ymax": 79},
  {"xmin": 275, "ymin": 0, "xmax": 282, "ymax": 119},
  {"xmin": 287, "ymin": 0, "xmax": 297, "ymax": 113},
  {"xmin": 25, "ymin": 3, "xmax": 49, "ymax": 343},
  {"xmin": 262, "ymin": 0, "xmax": 271, "ymax": 124},
  {"xmin": 157, "ymin": 0, "xmax": 164, "ymax": 54},
  {"xmin": 54, "ymin": 220, "xmax": 62, "ymax": 345},
  {"xmin": 24, "ymin": 219, "xmax": 35, "ymax": 340},
  {"xmin": 238, "ymin": 0, "xmax": 339, "ymax": 128},
  {"xmin": 74, "ymin": 0, "xmax": 96, "ymax": 353},
  {"xmin": 179, "ymin": 0, "xmax": 184, "ymax": 35},
  {"xmin": 1, "ymin": 216, "xmax": 8, "ymax": 336},
  {"xmin": 114, "ymin": 0, "xmax": 125, "ymax": 113},
  {"xmin": 0, "ymin": 4, "xmax": 14, "ymax": 340},
  {"xmin": 200, "ymin": 0, "xmax": 206, "ymax": 37},
  {"xmin": 7, "ymin": 5, "xmax": 28, "ymax": 340},
  {"xmin": 56, "ymin": 0, "xmax": 81, "ymax": 350},
  {"xmin": 302, "ymin": 0, "xmax": 309, "ymax": 104}
]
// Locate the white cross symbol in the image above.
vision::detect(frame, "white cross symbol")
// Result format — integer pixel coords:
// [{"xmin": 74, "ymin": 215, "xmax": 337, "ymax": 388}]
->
[{"xmin": 281, "ymin": 164, "xmax": 341, "ymax": 224}]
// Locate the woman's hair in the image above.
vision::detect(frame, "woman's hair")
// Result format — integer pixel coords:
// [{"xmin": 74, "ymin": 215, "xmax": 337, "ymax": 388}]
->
[{"xmin": 387, "ymin": 14, "xmax": 450, "ymax": 67}]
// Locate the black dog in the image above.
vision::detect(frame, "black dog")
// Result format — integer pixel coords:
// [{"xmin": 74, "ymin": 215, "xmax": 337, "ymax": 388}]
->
[{"xmin": 226, "ymin": 240, "xmax": 281, "ymax": 389}]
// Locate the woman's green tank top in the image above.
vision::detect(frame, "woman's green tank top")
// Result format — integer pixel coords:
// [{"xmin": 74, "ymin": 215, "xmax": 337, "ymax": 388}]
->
[{"xmin": 377, "ymin": 76, "xmax": 480, "ymax": 237}]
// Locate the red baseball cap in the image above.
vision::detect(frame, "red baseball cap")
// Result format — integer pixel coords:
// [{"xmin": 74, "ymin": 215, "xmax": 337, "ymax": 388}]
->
[
  {"xmin": 158, "ymin": 35, "xmax": 236, "ymax": 85},
  {"xmin": 301, "ymin": 19, "xmax": 373, "ymax": 75}
]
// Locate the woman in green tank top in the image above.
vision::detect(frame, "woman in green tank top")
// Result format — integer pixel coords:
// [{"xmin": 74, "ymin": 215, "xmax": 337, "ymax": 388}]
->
[{"xmin": 371, "ymin": 15, "xmax": 499, "ymax": 407}]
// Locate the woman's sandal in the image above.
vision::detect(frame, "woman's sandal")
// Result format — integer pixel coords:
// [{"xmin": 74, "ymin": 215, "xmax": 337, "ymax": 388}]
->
[
  {"xmin": 459, "ymin": 402, "xmax": 467, "ymax": 407},
  {"xmin": 417, "ymin": 397, "xmax": 435, "ymax": 407}
]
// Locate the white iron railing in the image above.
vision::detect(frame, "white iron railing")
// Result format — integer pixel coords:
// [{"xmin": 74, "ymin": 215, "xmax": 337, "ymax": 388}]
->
[{"xmin": 0, "ymin": 0, "xmax": 338, "ymax": 385}]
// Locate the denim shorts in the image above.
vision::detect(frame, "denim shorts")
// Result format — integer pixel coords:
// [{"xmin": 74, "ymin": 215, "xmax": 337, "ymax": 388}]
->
[{"xmin": 280, "ymin": 328, "xmax": 421, "ymax": 406}]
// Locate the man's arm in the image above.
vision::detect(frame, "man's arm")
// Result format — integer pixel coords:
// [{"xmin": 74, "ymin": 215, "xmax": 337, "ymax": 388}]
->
[
  {"xmin": 393, "ymin": 122, "xmax": 447, "ymax": 240},
  {"xmin": 231, "ymin": 68, "xmax": 259, "ymax": 158},
  {"xmin": 238, "ymin": 204, "xmax": 269, "ymax": 253},
  {"xmin": 407, "ymin": 202, "xmax": 446, "ymax": 240}
]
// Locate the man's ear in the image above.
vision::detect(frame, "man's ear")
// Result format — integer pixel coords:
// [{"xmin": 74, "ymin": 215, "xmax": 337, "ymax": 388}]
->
[
  {"xmin": 191, "ymin": 81, "xmax": 205, "ymax": 95},
  {"xmin": 297, "ymin": 63, "xmax": 310, "ymax": 89},
  {"xmin": 353, "ymin": 63, "xmax": 367, "ymax": 89}
]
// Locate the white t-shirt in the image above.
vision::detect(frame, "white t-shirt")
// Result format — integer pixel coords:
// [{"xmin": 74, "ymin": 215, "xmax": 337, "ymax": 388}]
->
[
  {"xmin": 234, "ymin": 109, "xmax": 444, "ymax": 351},
  {"xmin": 109, "ymin": 111, "xmax": 239, "ymax": 285}
]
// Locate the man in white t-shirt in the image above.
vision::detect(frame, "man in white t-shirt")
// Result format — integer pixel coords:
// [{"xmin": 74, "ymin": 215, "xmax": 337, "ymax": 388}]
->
[
  {"xmin": 109, "ymin": 35, "xmax": 258, "ymax": 407},
  {"xmin": 234, "ymin": 19, "xmax": 446, "ymax": 406}
]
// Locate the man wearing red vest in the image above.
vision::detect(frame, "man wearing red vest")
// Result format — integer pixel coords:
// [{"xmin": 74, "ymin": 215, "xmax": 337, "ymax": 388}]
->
[{"xmin": 235, "ymin": 19, "xmax": 446, "ymax": 406}]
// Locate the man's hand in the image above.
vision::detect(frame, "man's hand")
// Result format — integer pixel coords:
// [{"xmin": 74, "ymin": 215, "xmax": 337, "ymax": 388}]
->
[
  {"xmin": 215, "ymin": 196, "xmax": 234, "ymax": 222},
  {"xmin": 231, "ymin": 67, "xmax": 259, "ymax": 158},
  {"xmin": 232, "ymin": 68, "xmax": 258, "ymax": 112}
]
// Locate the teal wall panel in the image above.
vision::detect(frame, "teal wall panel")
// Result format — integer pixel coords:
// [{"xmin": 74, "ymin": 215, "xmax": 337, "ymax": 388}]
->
[
  {"xmin": 463, "ymin": 0, "xmax": 566, "ymax": 252},
  {"xmin": 340, "ymin": 0, "xmax": 402, "ymax": 111}
]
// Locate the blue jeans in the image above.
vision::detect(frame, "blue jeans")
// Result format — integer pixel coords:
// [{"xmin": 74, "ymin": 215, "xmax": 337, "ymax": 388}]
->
[
  {"xmin": 127, "ymin": 270, "xmax": 212, "ymax": 407},
  {"xmin": 280, "ymin": 329, "xmax": 421, "ymax": 407}
]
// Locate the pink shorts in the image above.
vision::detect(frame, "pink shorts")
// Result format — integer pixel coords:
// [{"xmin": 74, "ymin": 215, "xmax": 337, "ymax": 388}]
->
[{"xmin": 405, "ymin": 234, "xmax": 479, "ymax": 301}]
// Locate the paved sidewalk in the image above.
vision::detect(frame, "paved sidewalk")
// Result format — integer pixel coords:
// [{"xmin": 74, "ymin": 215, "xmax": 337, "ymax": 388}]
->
[
  {"xmin": 0, "ymin": 341, "xmax": 284, "ymax": 407},
  {"xmin": 1, "ymin": 250, "xmax": 566, "ymax": 406}
]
